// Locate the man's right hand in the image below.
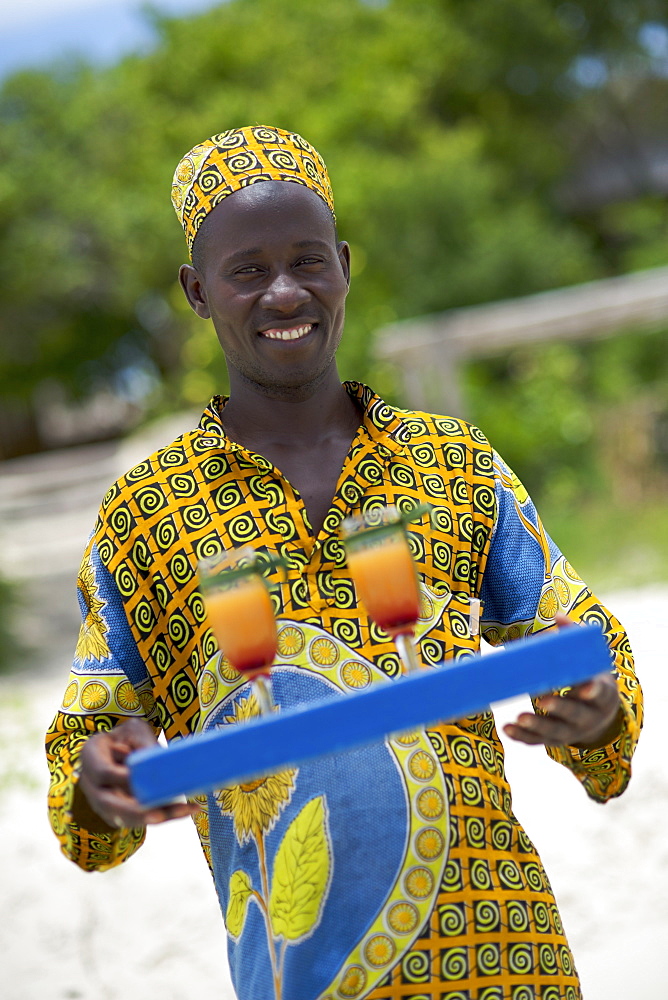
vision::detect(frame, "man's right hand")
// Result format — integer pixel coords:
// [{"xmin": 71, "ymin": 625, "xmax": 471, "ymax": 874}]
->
[{"xmin": 74, "ymin": 718, "xmax": 200, "ymax": 831}]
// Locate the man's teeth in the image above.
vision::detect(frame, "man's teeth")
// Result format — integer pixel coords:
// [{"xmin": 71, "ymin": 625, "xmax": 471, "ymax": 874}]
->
[{"xmin": 261, "ymin": 324, "xmax": 313, "ymax": 341}]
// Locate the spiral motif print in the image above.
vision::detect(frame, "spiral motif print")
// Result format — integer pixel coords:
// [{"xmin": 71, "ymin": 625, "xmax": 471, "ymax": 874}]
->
[
  {"xmin": 464, "ymin": 815, "xmax": 485, "ymax": 850},
  {"xmin": 135, "ymin": 485, "xmax": 167, "ymax": 517},
  {"xmin": 530, "ymin": 901, "xmax": 550, "ymax": 935},
  {"xmin": 155, "ymin": 514, "xmax": 178, "ymax": 553},
  {"xmin": 109, "ymin": 504, "xmax": 133, "ymax": 543},
  {"xmin": 440, "ymin": 947, "xmax": 468, "ymax": 982},
  {"xmin": 200, "ymin": 454, "xmax": 228, "ymax": 481},
  {"xmin": 158, "ymin": 445, "xmax": 186, "ymax": 470},
  {"xmin": 114, "ymin": 561, "xmax": 137, "ymax": 599},
  {"xmin": 457, "ymin": 511, "xmax": 474, "ymax": 543},
  {"xmin": 331, "ymin": 616, "xmax": 361, "ymax": 647},
  {"xmin": 498, "ymin": 859, "xmax": 524, "ymax": 891},
  {"xmin": 131, "ymin": 538, "xmax": 151, "ymax": 574},
  {"xmin": 477, "ymin": 942, "xmax": 501, "ymax": 977},
  {"xmin": 169, "ymin": 551, "xmax": 194, "ymax": 586},
  {"xmin": 478, "ymin": 741, "xmax": 497, "ymax": 775},
  {"xmin": 507, "ymin": 900, "xmax": 531, "ymax": 934},
  {"xmin": 438, "ymin": 903, "xmax": 466, "ymax": 937},
  {"xmin": 214, "ymin": 482, "xmax": 243, "ymax": 512},
  {"xmin": 168, "ymin": 611, "xmax": 193, "ymax": 651},
  {"xmin": 474, "ymin": 900, "xmax": 501, "ymax": 934},
  {"xmin": 132, "ymin": 599, "xmax": 156, "ymax": 636},
  {"xmin": 491, "ymin": 820, "xmax": 512, "ymax": 852},
  {"xmin": 511, "ymin": 988, "xmax": 535, "ymax": 1000},
  {"xmin": 539, "ymin": 943, "xmax": 559, "ymax": 976},
  {"xmin": 186, "ymin": 589, "xmax": 206, "ymax": 625},
  {"xmin": 470, "ymin": 858, "xmax": 493, "ymax": 892},
  {"xmin": 150, "ymin": 639, "xmax": 173, "ymax": 672},
  {"xmin": 125, "ymin": 460, "xmax": 153, "ymax": 484},
  {"xmin": 168, "ymin": 472, "xmax": 197, "ymax": 498},
  {"xmin": 389, "ymin": 461, "xmax": 417, "ymax": 490},
  {"xmin": 194, "ymin": 533, "xmax": 223, "ymax": 562},
  {"xmin": 102, "ymin": 482, "xmax": 119, "ymax": 509},
  {"xmin": 478, "ymin": 988, "xmax": 504, "ymax": 1000},
  {"xmin": 400, "ymin": 949, "xmax": 430, "ymax": 984}
]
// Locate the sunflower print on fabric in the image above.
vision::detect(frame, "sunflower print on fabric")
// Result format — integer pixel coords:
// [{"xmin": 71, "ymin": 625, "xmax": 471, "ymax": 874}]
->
[{"xmin": 74, "ymin": 547, "xmax": 111, "ymax": 664}]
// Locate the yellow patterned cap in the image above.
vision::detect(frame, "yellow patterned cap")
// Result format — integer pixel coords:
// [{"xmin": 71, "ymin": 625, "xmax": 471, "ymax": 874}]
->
[{"xmin": 171, "ymin": 125, "xmax": 336, "ymax": 259}]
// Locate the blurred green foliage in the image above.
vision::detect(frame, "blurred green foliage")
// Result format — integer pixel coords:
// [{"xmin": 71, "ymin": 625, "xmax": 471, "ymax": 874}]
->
[
  {"xmin": 466, "ymin": 325, "xmax": 668, "ymax": 501},
  {"xmin": 0, "ymin": 0, "xmax": 667, "ymax": 509}
]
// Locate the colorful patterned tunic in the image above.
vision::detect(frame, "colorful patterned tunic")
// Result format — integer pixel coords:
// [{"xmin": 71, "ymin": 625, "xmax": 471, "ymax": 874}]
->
[{"xmin": 46, "ymin": 382, "xmax": 642, "ymax": 1000}]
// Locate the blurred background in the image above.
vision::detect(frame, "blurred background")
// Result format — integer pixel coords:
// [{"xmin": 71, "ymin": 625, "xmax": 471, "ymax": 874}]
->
[{"xmin": 0, "ymin": 2, "xmax": 667, "ymax": 998}]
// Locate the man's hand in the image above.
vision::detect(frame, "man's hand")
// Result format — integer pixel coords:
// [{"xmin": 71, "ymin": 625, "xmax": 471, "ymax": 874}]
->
[
  {"xmin": 74, "ymin": 718, "xmax": 200, "ymax": 832},
  {"xmin": 503, "ymin": 614, "xmax": 624, "ymax": 750}
]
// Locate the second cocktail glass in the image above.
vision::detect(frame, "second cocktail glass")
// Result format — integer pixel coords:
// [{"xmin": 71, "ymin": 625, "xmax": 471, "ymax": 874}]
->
[
  {"xmin": 341, "ymin": 505, "xmax": 429, "ymax": 674},
  {"xmin": 198, "ymin": 547, "xmax": 281, "ymax": 714}
]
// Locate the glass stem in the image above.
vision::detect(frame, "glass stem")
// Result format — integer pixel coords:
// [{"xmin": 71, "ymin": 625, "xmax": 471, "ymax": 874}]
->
[
  {"xmin": 395, "ymin": 631, "xmax": 421, "ymax": 673},
  {"xmin": 252, "ymin": 674, "xmax": 274, "ymax": 714}
]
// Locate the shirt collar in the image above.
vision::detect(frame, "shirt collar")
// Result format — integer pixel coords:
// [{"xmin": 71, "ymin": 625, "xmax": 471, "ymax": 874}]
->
[
  {"xmin": 193, "ymin": 382, "xmax": 411, "ymax": 458},
  {"xmin": 343, "ymin": 381, "xmax": 410, "ymax": 455}
]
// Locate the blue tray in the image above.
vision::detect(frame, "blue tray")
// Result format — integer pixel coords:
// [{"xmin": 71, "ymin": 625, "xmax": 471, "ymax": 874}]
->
[{"xmin": 129, "ymin": 624, "xmax": 610, "ymax": 807}]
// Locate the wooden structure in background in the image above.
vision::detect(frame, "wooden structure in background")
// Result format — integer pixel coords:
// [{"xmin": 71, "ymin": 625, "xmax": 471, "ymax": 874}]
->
[{"xmin": 375, "ymin": 265, "xmax": 668, "ymax": 417}]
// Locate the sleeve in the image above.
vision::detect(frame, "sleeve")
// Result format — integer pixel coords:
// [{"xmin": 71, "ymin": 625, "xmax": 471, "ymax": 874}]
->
[
  {"xmin": 479, "ymin": 451, "xmax": 643, "ymax": 803},
  {"xmin": 45, "ymin": 532, "xmax": 160, "ymax": 871}
]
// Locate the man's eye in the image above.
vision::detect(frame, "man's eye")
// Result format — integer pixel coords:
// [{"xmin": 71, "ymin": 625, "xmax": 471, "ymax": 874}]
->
[
  {"xmin": 298, "ymin": 256, "xmax": 324, "ymax": 266},
  {"xmin": 235, "ymin": 265, "xmax": 261, "ymax": 276}
]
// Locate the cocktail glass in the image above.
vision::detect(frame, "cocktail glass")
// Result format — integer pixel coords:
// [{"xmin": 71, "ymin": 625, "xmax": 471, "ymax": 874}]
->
[
  {"xmin": 198, "ymin": 547, "xmax": 282, "ymax": 714},
  {"xmin": 341, "ymin": 505, "xmax": 430, "ymax": 674}
]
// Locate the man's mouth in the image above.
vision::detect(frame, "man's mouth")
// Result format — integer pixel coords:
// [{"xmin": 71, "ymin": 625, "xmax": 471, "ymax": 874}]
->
[{"xmin": 259, "ymin": 323, "xmax": 314, "ymax": 341}]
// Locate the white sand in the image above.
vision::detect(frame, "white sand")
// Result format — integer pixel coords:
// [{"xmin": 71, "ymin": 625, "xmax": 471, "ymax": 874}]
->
[{"xmin": 0, "ymin": 586, "xmax": 665, "ymax": 1000}]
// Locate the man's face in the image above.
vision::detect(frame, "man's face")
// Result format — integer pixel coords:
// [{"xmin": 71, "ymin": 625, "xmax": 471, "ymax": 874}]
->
[{"xmin": 181, "ymin": 181, "xmax": 350, "ymax": 396}]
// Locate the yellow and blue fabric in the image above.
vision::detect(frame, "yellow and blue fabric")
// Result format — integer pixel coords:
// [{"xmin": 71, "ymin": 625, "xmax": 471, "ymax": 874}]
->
[
  {"xmin": 171, "ymin": 125, "xmax": 335, "ymax": 259},
  {"xmin": 46, "ymin": 384, "xmax": 642, "ymax": 1000}
]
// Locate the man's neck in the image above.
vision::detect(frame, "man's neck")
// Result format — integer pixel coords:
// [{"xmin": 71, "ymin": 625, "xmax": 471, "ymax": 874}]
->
[{"xmin": 220, "ymin": 367, "xmax": 361, "ymax": 453}]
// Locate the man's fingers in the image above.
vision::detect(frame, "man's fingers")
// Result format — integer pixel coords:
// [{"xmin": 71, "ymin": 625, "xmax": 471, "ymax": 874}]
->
[
  {"xmin": 553, "ymin": 612, "xmax": 574, "ymax": 629},
  {"xmin": 504, "ymin": 712, "xmax": 583, "ymax": 747},
  {"xmin": 109, "ymin": 718, "xmax": 160, "ymax": 752},
  {"xmin": 84, "ymin": 782, "xmax": 200, "ymax": 830},
  {"xmin": 103, "ymin": 798, "xmax": 201, "ymax": 829},
  {"xmin": 505, "ymin": 670, "xmax": 622, "ymax": 748},
  {"xmin": 144, "ymin": 802, "xmax": 202, "ymax": 825},
  {"xmin": 88, "ymin": 787, "xmax": 146, "ymax": 829},
  {"xmin": 75, "ymin": 723, "xmax": 203, "ymax": 830},
  {"xmin": 568, "ymin": 672, "xmax": 618, "ymax": 703},
  {"xmin": 533, "ymin": 693, "xmax": 598, "ymax": 729}
]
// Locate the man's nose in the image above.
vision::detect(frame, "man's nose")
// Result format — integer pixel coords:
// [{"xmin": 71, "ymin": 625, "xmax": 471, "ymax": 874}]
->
[{"xmin": 261, "ymin": 270, "xmax": 309, "ymax": 312}]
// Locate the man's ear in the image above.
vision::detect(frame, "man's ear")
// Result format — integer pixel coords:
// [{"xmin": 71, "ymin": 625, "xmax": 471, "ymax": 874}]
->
[
  {"xmin": 179, "ymin": 264, "xmax": 211, "ymax": 319},
  {"xmin": 337, "ymin": 241, "xmax": 351, "ymax": 288}
]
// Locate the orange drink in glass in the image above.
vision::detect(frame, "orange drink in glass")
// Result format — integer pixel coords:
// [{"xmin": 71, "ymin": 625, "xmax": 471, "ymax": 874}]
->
[
  {"xmin": 342, "ymin": 505, "xmax": 429, "ymax": 674},
  {"xmin": 199, "ymin": 547, "xmax": 279, "ymax": 713},
  {"xmin": 346, "ymin": 534, "xmax": 420, "ymax": 637}
]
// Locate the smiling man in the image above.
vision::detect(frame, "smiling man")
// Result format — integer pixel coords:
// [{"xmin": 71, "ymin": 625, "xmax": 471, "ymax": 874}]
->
[{"xmin": 46, "ymin": 126, "xmax": 642, "ymax": 1000}]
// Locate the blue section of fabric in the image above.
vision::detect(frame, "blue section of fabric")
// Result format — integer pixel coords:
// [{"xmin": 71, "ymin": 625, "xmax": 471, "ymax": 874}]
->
[
  {"xmin": 480, "ymin": 462, "xmax": 563, "ymax": 627},
  {"xmin": 207, "ymin": 668, "xmax": 409, "ymax": 1000},
  {"xmin": 75, "ymin": 544, "xmax": 150, "ymax": 688}
]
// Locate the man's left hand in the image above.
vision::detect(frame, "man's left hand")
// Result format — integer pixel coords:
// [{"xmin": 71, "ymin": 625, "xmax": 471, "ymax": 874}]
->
[{"xmin": 503, "ymin": 614, "xmax": 624, "ymax": 750}]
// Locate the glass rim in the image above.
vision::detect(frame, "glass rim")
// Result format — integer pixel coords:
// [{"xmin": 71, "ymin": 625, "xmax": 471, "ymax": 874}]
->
[
  {"xmin": 341, "ymin": 502, "xmax": 431, "ymax": 539},
  {"xmin": 198, "ymin": 544, "xmax": 257, "ymax": 578},
  {"xmin": 342, "ymin": 521, "xmax": 407, "ymax": 549},
  {"xmin": 199, "ymin": 562, "xmax": 264, "ymax": 591},
  {"xmin": 198, "ymin": 546, "xmax": 287, "ymax": 590}
]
